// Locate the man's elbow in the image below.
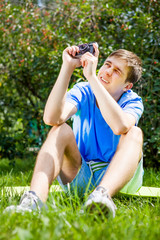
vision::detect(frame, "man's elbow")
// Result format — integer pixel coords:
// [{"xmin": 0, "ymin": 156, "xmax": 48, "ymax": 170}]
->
[
  {"xmin": 43, "ymin": 115, "xmax": 55, "ymax": 126},
  {"xmin": 113, "ymin": 124, "xmax": 131, "ymax": 135},
  {"xmin": 43, "ymin": 115, "xmax": 63, "ymax": 126}
]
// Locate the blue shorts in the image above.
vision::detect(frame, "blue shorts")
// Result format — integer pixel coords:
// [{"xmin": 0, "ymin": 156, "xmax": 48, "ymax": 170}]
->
[{"xmin": 57, "ymin": 156, "xmax": 144, "ymax": 197}]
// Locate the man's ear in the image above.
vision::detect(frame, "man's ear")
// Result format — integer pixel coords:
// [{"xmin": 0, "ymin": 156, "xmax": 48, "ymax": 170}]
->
[{"xmin": 123, "ymin": 82, "xmax": 133, "ymax": 92}]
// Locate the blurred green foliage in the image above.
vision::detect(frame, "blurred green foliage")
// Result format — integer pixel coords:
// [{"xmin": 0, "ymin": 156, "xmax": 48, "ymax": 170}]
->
[{"xmin": 0, "ymin": 0, "xmax": 159, "ymax": 167}]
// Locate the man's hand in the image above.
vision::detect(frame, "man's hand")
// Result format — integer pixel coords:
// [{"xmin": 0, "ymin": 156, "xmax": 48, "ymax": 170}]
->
[
  {"xmin": 81, "ymin": 43, "xmax": 99, "ymax": 81},
  {"xmin": 63, "ymin": 46, "xmax": 81, "ymax": 70}
]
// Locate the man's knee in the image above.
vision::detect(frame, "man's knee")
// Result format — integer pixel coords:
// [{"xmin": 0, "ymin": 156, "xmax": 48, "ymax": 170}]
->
[
  {"xmin": 48, "ymin": 123, "xmax": 74, "ymax": 141},
  {"xmin": 127, "ymin": 126, "xmax": 143, "ymax": 144}
]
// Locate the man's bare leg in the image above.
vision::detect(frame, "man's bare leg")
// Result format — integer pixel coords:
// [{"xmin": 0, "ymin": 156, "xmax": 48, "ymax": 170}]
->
[
  {"xmin": 30, "ymin": 123, "xmax": 81, "ymax": 202},
  {"xmin": 98, "ymin": 126, "xmax": 143, "ymax": 197}
]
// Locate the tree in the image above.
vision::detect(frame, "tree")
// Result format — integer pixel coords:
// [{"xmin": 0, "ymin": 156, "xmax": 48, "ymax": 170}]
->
[{"xmin": 0, "ymin": 0, "xmax": 159, "ymax": 167}]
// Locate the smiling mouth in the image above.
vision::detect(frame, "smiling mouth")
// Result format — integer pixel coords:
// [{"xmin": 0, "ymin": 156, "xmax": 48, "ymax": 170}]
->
[{"xmin": 100, "ymin": 77, "xmax": 109, "ymax": 84}]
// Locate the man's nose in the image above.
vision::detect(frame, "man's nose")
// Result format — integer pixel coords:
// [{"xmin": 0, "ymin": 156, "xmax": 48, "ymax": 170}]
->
[{"xmin": 105, "ymin": 67, "xmax": 113, "ymax": 76}]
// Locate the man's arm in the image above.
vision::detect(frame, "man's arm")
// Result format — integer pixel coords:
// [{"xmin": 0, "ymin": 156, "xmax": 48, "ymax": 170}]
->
[
  {"xmin": 81, "ymin": 44, "xmax": 136, "ymax": 135},
  {"xmin": 43, "ymin": 46, "xmax": 80, "ymax": 126},
  {"xmin": 85, "ymin": 76, "xmax": 136, "ymax": 135}
]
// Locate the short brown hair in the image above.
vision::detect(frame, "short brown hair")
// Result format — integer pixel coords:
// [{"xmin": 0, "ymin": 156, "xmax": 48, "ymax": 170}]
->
[{"xmin": 109, "ymin": 49, "xmax": 142, "ymax": 84}]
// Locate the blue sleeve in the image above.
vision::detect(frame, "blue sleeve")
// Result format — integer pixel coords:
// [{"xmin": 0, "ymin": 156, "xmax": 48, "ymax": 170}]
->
[
  {"xmin": 66, "ymin": 83, "xmax": 87, "ymax": 111},
  {"xmin": 122, "ymin": 98, "xmax": 144, "ymax": 125},
  {"xmin": 118, "ymin": 90, "xmax": 144, "ymax": 125}
]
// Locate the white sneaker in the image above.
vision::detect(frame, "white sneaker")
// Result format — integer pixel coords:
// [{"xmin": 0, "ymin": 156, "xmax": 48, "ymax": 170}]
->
[
  {"xmin": 4, "ymin": 191, "xmax": 46, "ymax": 213},
  {"xmin": 84, "ymin": 186, "xmax": 117, "ymax": 218}
]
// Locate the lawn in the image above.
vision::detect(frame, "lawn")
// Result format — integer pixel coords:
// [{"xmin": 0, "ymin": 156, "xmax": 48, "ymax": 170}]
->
[{"xmin": 0, "ymin": 158, "xmax": 160, "ymax": 240}]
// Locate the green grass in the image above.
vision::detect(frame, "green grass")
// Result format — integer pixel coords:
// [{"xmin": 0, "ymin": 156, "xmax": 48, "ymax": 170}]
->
[{"xmin": 0, "ymin": 158, "xmax": 160, "ymax": 240}]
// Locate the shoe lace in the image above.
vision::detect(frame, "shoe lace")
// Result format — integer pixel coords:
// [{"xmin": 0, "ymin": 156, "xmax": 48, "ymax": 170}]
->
[
  {"xmin": 20, "ymin": 192, "xmax": 39, "ymax": 209},
  {"xmin": 94, "ymin": 186, "xmax": 117, "ymax": 210}
]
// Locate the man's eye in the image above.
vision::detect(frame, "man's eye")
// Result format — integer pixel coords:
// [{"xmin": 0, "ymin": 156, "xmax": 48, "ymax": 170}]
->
[{"xmin": 115, "ymin": 69, "xmax": 120, "ymax": 75}]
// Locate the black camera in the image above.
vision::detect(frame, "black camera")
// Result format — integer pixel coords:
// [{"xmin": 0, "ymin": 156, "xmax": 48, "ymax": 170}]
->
[{"xmin": 74, "ymin": 42, "xmax": 97, "ymax": 59}]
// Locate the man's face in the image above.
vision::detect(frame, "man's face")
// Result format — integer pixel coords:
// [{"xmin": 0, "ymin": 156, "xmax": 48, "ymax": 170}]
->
[{"xmin": 98, "ymin": 56, "xmax": 131, "ymax": 101}]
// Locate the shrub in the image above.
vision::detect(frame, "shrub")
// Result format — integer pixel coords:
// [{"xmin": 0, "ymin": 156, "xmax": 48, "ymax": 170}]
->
[{"xmin": 0, "ymin": 0, "xmax": 159, "ymax": 167}]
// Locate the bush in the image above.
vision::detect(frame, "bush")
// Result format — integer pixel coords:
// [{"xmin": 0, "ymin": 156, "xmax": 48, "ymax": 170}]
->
[{"xmin": 0, "ymin": 0, "xmax": 159, "ymax": 167}]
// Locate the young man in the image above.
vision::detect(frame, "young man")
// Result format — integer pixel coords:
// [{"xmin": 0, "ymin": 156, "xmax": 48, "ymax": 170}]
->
[{"xmin": 5, "ymin": 44, "xmax": 144, "ymax": 217}]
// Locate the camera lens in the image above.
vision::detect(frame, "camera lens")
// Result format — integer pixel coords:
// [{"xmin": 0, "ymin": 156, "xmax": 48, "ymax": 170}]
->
[{"xmin": 80, "ymin": 44, "xmax": 88, "ymax": 51}]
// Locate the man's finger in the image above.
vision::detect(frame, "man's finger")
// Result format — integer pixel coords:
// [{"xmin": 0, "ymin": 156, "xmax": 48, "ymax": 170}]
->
[
  {"xmin": 93, "ymin": 43, "xmax": 99, "ymax": 58},
  {"xmin": 81, "ymin": 52, "xmax": 94, "ymax": 61},
  {"xmin": 65, "ymin": 45, "xmax": 79, "ymax": 56}
]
